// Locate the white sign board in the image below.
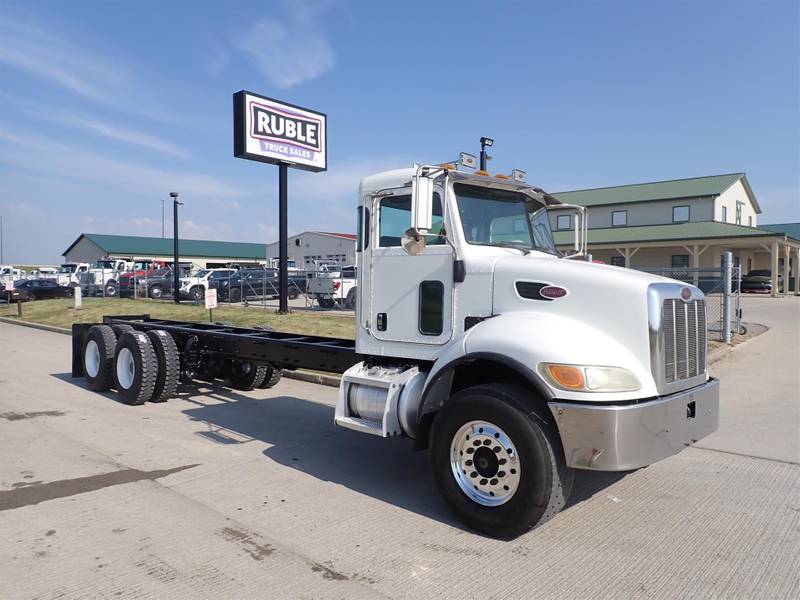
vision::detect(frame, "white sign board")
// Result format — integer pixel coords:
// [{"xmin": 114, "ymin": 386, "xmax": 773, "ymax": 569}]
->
[
  {"xmin": 4, "ymin": 280, "xmax": 13, "ymax": 291},
  {"xmin": 204, "ymin": 288, "xmax": 218, "ymax": 310},
  {"xmin": 233, "ymin": 90, "xmax": 327, "ymax": 172}
]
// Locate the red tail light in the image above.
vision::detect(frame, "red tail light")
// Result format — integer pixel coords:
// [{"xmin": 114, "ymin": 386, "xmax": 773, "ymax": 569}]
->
[{"xmin": 333, "ymin": 281, "xmax": 341, "ymax": 290}]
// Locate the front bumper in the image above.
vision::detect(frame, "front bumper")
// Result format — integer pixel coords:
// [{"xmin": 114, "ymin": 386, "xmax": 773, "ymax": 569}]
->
[{"xmin": 549, "ymin": 378, "xmax": 719, "ymax": 471}]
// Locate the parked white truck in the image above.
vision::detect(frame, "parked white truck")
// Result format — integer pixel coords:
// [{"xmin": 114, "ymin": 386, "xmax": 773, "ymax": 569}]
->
[
  {"xmin": 79, "ymin": 259, "xmax": 132, "ymax": 296},
  {"xmin": 72, "ymin": 157, "xmax": 719, "ymax": 538},
  {"xmin": 56, "ymin": 263, "xmax": 90, "ymax": 287},
  {"xmin": 307, "ymin": 265, "xmax": 357, "ymax": 308}
]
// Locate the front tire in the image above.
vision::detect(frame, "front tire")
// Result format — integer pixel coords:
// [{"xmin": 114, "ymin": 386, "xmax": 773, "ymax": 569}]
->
[
  {"xmin": 149, "ymin": 284, "xmax": 163, "ymax": 299},
  {"xmin": 190, "ymin": 286, "xmax": 203, "ymax": 302},
  {"xmin": 430, "ymin": 384, "xmax": 573, "ymax": 539}
]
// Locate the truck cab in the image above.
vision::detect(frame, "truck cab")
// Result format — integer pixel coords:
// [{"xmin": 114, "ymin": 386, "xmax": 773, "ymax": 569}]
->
[{"xmin": 335, "ymin": 162, "xmax": 719, "ymax": 536}]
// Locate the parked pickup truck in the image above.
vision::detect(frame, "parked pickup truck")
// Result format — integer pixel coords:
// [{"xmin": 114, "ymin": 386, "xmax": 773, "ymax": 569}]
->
[
  {"xmin": 178, "ymin": 268, "xmax": 236, "ymax": 301},
  {"xmin": 308, "ymin": 265, "xmax": 357, "ymax": 308},
  {"xmin": 55, "ymin": 263, "xmax": 90, "ymax": 287},
  {"xmin": 71, "ymin": 153, "xmax": 719, "ymax": 538},
  {"xmin": 79, "ymin": 259, "xmax": 132, "ymax": 297},
  {"xmin": 217, "ymin": 268, "xmax": 306, "ymax": 303}
]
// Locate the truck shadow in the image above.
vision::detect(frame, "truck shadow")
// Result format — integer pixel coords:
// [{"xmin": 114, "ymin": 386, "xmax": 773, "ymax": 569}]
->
[
  {"xmin": 179, "ymin": 388, "xmax": 631, "ymax": 523},
  {"xmin": 50, "ymin": 373, "xmax": 632, "ymax": 531}
]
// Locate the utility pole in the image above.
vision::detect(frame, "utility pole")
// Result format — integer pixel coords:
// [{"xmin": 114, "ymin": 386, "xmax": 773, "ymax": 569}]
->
[
  {"xmin": 161, "ymin": 198, "xmax": 165, "ymax": 238},
  {"xmin": 0, "ymin": 215, "xmax": 4, "ymax": 265},
  {"xmin": 170, "ymin": 192, "xmax": 181, "ymax": 303}
]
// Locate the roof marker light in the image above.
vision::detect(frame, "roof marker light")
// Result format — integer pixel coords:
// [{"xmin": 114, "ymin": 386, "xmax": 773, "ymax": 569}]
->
[
  {"xmin": 459, "ymin": 152, "xmax": 477, "ymax": 169},
  {"xmin": 512, "ymin": 169, "xmax": 527, "ymax": 183}
]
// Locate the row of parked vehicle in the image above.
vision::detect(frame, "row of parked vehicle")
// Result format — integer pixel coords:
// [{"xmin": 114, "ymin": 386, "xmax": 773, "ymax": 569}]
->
[{"xmin": 1, "ymin": 260, "xmax": 358, "ymax": 308}]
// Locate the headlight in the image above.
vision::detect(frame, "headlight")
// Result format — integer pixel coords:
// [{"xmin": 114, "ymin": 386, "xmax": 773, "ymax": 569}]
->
[{"xmin": 539, "ymin": 363, "xmax": 641, "ymax": 393}]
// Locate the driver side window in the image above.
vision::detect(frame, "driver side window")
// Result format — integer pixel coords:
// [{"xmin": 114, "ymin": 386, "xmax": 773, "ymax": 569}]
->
[{"xmin": 378, "ymin": 193, "xmax": 444, "ymax": 247}]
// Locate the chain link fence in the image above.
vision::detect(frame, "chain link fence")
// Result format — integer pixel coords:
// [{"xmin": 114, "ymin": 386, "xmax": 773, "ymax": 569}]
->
[{"xmin": 639, "ymin": 259, "xmax": 741, "ymax": 341}]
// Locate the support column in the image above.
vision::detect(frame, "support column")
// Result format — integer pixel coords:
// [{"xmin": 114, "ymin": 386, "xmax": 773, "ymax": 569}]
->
[
  {"xmin": 770, "ymin": 240, "xmax": 779, "ymax": 297},
  {"xmin": 784, "ymin": 243, "xmax": 790, "ymax": 296},
  {"xmin": 683, "ymin": 244, "xmax": 709, "ymax": 286},
  {"xmin": 795, "ymin": 247, "xmax": 800, "ymax": 296},
  {"xmin": 615, "ymin": 247, "xmax": 639, "ymax": 268}
]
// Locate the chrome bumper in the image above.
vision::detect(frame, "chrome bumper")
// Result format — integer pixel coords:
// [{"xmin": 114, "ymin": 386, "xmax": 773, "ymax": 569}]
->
[{"xmin": 549, "ymin": 378, "xmax": 719, "ymax": 471}]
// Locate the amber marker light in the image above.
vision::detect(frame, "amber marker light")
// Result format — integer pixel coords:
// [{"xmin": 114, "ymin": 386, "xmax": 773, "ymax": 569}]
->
[{"xmin": 546, "ymin": 364, "xmax": 585, "ymax": 389}]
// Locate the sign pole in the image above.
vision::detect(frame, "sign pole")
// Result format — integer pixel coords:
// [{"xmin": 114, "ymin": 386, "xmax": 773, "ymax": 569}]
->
[{"xmin": 278, "ymin": 162, "xmax": 289, "ymax": 314}]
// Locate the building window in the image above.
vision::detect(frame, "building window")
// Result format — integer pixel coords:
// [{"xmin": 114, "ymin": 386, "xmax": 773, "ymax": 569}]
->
[
  {"xmin": 672, "ymin": 206, "xmax": 690, "ymax": 222},
  {"xmin": 671, "ymin": 255, "xmax": 690, "ymax": 268},
  {"xmin": 721, "ymin": 206, "xmax": 727, "ymax": 223},
  {"xmin": 748, "ymin": 215, "xmax": 753, "ymax": 227},
  {"xmin": 557, "ymin": 215, "xmax": 571, "ymax": 230},
  {"xmin": 611, "ymin": 210, "xmax": 627, "ymax": 227},
  {"xmin": 736, "ymin": 202, "xmax": 743, "ymax": 225},
  {"xmin": 611, "ymin": 256, "xmax": 626, "ymax": 267}
]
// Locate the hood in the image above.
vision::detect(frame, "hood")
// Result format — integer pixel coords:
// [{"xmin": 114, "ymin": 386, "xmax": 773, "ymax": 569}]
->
[{"xmin": 491, "ymin": 256, "xmax": 697, "ymax": 379}]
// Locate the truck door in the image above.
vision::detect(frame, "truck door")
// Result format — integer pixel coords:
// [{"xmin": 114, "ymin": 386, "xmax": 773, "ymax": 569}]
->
[{"xmin": 367, "ymin": 189, "xmax": 453, "ymax": 344}]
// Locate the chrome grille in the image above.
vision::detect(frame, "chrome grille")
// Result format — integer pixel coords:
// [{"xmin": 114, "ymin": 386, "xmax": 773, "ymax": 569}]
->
[{"xmin": 662, "ymin": 299, "xmax": 707, "ymax": 382}]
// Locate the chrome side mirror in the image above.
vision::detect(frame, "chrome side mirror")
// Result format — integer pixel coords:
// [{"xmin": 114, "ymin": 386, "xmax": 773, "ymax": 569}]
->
[{"xmin": 401, "ymin": 227, "xmax": 427, "ymax": 256}]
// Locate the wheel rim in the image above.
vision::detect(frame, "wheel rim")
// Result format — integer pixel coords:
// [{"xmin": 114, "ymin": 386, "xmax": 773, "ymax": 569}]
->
[
  {"xmin": 449, "ymin": 420, "xmax": 521, "ymax": 506},
  {"xmin": 84, "ymin": 340, "xmax": 101, "ymax": 378},
  {"xmin": 116, "ymin": 348, "xmax": 136, "ymax": 390},
  {"xmin": 106, "ymin": 285, "xmax": 116, "ymax": 296},
  {"xmin": 230, "ymin": 361, "xmax": 252, "ymax": 378},
  {"xmin": 151, "ymin": 287, "xmax": 161, "ymax": 298}
]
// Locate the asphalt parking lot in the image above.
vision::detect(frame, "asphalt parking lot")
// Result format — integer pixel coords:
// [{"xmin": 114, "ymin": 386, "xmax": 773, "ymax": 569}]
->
[{"xmin": 0, "ymin": 296, "xmax": 798, "ymax": 599}]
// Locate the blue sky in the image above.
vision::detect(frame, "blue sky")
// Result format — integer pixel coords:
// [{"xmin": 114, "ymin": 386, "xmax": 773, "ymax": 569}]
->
[{"xmin": 0, "ymin": 0, "xmax": 798, "ymax": 264}]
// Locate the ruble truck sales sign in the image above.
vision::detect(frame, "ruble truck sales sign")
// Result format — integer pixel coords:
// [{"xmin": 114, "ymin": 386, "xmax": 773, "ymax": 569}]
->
[{"xmin": 233, "ymin": 91, "xmax": 327, "ymax": 172}]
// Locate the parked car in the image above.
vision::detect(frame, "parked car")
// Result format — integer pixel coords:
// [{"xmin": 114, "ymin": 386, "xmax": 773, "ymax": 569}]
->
[
  {"xmin": 7, "ymin": 279, "xmax": 73, "ymax": 302},
  {"xmin": 741, "ymin": 269, "xmax": 783, "ymax": 293},
  {"xmin": 218, "ymin": 268, "xmax": 306, "ymax": 302},
  {"xmin": 179, "ymin": 269, "xmax": 236, "ymax": 301}
]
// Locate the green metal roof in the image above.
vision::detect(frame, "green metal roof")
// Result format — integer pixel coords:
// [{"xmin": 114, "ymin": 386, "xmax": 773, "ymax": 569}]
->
[
  {"xmin": 759, "ymin": 222, "xmax": 800, "ymax": 240},
  {"xmin": 553, "ymin": 221, "xmax": 794, "ymax": 247},
  {"xmin": 64, "ymin": 234, "xmax": 268, "ymax": 259},
  {"xmin": 553, "ymin": 173, "xmax": 747, "ymax": 208}
]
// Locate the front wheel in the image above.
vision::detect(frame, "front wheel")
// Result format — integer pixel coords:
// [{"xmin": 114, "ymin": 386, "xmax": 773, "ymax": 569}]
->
[
  {"xmin": 430, "ymin": 384, "xmax": 573, "ymax": 539},
  {"xmin": 149, "ymin": 284, "xmax": 163, "ymax": 299},
  {"xmin": 190, "ymin": 286, "xmax": 204, "ymax": 301}
]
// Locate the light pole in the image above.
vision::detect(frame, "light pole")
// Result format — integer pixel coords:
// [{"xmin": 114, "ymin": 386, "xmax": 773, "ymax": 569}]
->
[
  {"xmin": 0, "ymin": 215, "xmax": 4, "ymax": 265},
  {"xmin": 170, "ymin": 192, "xmax": 181, "ymax": 303},
  {"xmin": 161, "ymin": 198, "xmax": 165, "ymax": 238},
  {"xmin": 479, "ymin": 136, "xmax": 494, "ymax": 171}
]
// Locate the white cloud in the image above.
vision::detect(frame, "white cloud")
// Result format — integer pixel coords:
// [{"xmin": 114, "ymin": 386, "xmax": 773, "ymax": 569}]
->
[
  {"xmin": 0, "ymin": 16, "xmax": 174, "ymax": 123},
  {"xmin": 71, "ymin": 117, "xmax": 188, "ymax": 158},
  {"xmin": 181, "ymin": 219, "xmax": 233, "ymax": 240},
  {"xmin": 0, "ymin": 126, "xmax": 244, "ymax": 199},
  {"xmin": 234, "ymin": 3, "xmax": 336, "ymax": 89}
]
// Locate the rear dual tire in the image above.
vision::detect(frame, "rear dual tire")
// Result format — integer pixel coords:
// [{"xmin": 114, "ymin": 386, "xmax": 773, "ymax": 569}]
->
[{"xmin": 83, "ymin": 325, "xmax": 179, "ymax": 404}]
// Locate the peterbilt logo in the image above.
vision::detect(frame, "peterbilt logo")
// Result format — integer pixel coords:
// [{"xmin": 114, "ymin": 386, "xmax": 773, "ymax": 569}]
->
[
  {"xmin": 539, "ymin": 285, "xmax": 568, "ymax": 299},
  {"xmin": 681, "ymin": 287, "xmax": 692, "ymax": 301},
  {"xmin": 249, "ymin": 103, "xmax": 321, "ymax": 152}
]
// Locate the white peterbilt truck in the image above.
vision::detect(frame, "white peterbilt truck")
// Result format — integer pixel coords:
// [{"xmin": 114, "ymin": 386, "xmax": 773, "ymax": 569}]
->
[{"xmin": 71, "ymin": 157, "xmax": 719, "ymax": 538}]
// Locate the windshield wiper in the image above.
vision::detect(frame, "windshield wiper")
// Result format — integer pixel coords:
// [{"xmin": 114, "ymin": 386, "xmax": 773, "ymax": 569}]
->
[{"xmin": 475, "ymin": 242, "xmax": 530, "ymax": 255}]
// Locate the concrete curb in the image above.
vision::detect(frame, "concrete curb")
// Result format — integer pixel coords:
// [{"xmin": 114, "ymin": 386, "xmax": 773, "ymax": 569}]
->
[
  {"xmin": 708, "ymin": 321, "xmax": 768, "ymax": 365},
  {"xmin": 0, "ymin": 316, "xmax": 341, "ymax": 387}
]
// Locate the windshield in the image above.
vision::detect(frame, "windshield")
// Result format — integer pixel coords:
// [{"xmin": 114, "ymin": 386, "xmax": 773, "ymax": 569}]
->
[
  {"xmin": 94, "ymin": 261, "xmax": 114, "ymax": 268},
  {"xmin": 454, "ymin": 183, "xmax": 557, "ymax": 254},
  {"xmin": 59, "ymin": 264, "xmax": 77, "ymax": 273}
]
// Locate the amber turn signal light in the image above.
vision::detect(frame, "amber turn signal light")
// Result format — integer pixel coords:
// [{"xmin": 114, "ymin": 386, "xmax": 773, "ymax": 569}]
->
[{"xmin": 546, "ymin": 365, "xmax": 585, "ymax": 389}]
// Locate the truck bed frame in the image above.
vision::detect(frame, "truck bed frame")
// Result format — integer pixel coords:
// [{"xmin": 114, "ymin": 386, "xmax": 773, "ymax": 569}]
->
[{"xmin": 71, "ymin": 315, "xmax": 361, "ymax": 377}]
